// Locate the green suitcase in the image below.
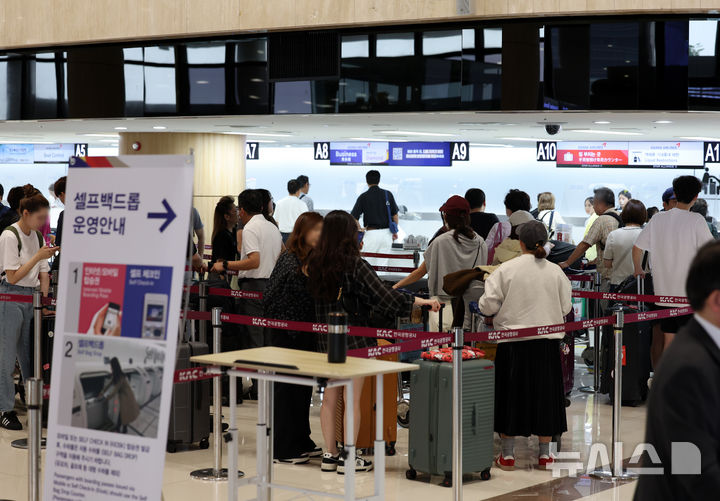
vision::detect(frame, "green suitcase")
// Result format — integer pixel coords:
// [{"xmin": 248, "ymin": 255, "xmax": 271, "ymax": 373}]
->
[{"xmin": 407, "ymin": 358, "xmax": 494, "ymax": 486}]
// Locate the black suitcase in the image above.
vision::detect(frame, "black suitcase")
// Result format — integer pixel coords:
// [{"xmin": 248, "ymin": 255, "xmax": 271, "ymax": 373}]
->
[
  {"xmin": 167, "ymin": 341, "xmax": 211, "ymax": 452},
  {"xmin": 599, "ymin": 307, "xmax": 651, "ymax": 406}
]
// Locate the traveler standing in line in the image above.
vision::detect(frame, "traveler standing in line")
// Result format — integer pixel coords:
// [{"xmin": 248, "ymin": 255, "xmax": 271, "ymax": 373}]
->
[
  {"xmin": 689, "ymin": 198, "xmax": 719, "ymax": 239},
  {"xmin": 211, "ymin": 189, "xmax": 282, "ymax": 350},
  {"xmin": 633, "ymin": 176, "xmax": 714, "ymax": 368},
  {"xmin": 296, "ymin": 175, "xmax": 314, "ymax": 211},
  {"xmin": 479, "ymin": 220, "xmax": 572, "ymax": 472},
  {"xmin": 583, "ymin": 196, "xmax": 599, "ymax": 262},
  {"xmin": 536, "ymin": 192, "xmax": 566, "ymax": 238},
  {"xmin": 604, "ymin": 199, "xmax": 647, "ymax": 289},
  {"xmin": 0, "ymin": 186, "xmax": 30, "ymax": 231},
  {"xmin": 100, "ymin": 357, "xmax": 140, "ymax": 434},
  {"xmin": 51, "ymin": 176, "xmax": 67, "ymax": 272},
  {"xmin": 0, "ymin": 184, "xmax": 9, "ymax": 219},
  {"xmin": 306, "ymin": 210, "xmax": 441, "ymax": 474},
  {"xmin": 209, "ymin": 196, "xmax": 238, "ymax": 273},
  {"xmin": 558, "ymin": 187, "xmax": 621, "ymax": 293},
  {"xmin": 647, "ymin": 206, "xmax": 659, "ymax": 220},
  {"xmin": 634, "ymin": 240, "xmax": 720, "ymax": 500},
  {"xmin": 265, "ymin": 212, "xmax": 324, "ymax": 464},
  {"xmin": 191, "ymin": 207, "xmax": 205, "ymax": 261},
  {"xmin": 485, "ymin": 189, "xmax": 532, "ymax": 264},
  {"xmin": 617, "ymin": 189, "xmax": 632, "ymax": 211},
  {"xmin": 393, "ymin": 196, "xmax": 488, "ymax": 331},
  {"xmin": 661, "ymin": 187, "xmax": 677, "ymax": 211},
  {"xmin": 351, "ymin": 170, "xmax": 399, "ymax": 260},
  {"xmin": 0, "ymin": 188, "xmax": 55, "ymax": 430},
  {"xmin": 275, "ymin": 179, "xmax": 309, "ymax": 243},
  {"xmin": 465, "ymin": 188, "xmax": 499, "ymax": 240}
]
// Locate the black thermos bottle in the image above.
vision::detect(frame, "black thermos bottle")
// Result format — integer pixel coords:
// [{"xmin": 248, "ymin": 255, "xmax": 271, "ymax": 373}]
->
[{"xmin": 327, "ymin": 312, "xmax": 348, "ymax": 364}]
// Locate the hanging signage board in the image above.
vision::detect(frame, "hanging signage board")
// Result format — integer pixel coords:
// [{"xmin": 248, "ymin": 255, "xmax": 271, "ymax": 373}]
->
[
  {"xmin": 43, "ymin": 155, "xmax": 194, "ymax": 501},
  {"xmin": 0, "ymin": 143, "xmax": 87, "ymax": 164},
  {"xmin": 538, "ymin": 141, "xmax": 705, "ymax": 169},
  {"xmin": 315, "ymin": 141, "xmax": 465, "ymax": 166}
]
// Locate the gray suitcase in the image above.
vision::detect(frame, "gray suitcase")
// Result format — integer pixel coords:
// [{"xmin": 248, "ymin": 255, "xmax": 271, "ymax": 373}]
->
[
  {"xmin": 167, "ymin": 341, "xmax": 211, "ymax": 452},
  {"xmin": 407, "ymin": 358, "xmax": 494, "ymax": 486}
]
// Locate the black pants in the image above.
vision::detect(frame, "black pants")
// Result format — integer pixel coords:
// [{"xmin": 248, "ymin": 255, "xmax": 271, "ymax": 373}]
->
[
  {"xmin": 272, "ymin": 330, "xmax": 317, "ymax": 459},
  {"xmin": 238, "ymin": 279, "xmax": 271, "ymax": 349}
]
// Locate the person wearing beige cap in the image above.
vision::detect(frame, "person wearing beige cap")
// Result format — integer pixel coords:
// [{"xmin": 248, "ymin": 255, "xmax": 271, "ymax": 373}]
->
[
  {"xmin": 394, "ymin": 195, "xmax": 487, "ymax": 331},
  {"xmin": 478, "ymin": 220, "xmax": 572, "ymax": 472}
]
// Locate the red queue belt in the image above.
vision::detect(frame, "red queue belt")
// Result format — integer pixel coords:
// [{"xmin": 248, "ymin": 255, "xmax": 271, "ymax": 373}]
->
[
  {"xmin": 572, "ymin": 290, "xmax": 688, "ymax": 304},
  {"xmin": 361, "ymin": 252, "xmax": 416, "ymax": 260},
  {"xmin": 566, "ymin": 274, "xmax": 595, "ymax": 282},
  {"xmin": 186, "ymin": 285, "xmax": 263, "ymax": 300},
  {"xmin": 372, "ymin": 265, "xmax": 417, "ymax": 273},
  {"xmin": 0, "ymin": 293, "xmax": 56, "ymax": 306}
]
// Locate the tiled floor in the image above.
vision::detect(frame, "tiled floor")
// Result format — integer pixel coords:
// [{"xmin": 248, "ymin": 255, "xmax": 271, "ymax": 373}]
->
[{"xmin": 0, "ymin": 349, "xmax": 645, "ymax": 500}]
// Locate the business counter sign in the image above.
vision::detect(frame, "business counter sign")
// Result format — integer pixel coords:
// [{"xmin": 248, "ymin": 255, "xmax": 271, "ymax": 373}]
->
[
  {"xmin": 314, "ymin": 141, "xmax": 469, "ymax": 166},
  {"xmin": 44, "ymin": 155, "xmax": 193, "ymax": 501}
]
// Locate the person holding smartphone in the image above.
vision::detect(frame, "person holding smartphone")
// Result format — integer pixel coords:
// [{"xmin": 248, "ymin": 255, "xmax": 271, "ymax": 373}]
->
[{"xmin": 0, "ymin": 186, "xmax": 56, "ymax": 430}]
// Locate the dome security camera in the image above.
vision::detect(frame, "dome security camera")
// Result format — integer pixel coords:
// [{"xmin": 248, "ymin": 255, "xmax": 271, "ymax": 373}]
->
[{"xmin": 545, "ymin": 124, "xmax": 562, "ymax": 135}]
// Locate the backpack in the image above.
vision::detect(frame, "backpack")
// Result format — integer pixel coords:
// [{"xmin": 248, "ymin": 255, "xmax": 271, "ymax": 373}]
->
[{"xmin": 3, "ymin": 225, "xmax": 44, "ymax": 256}]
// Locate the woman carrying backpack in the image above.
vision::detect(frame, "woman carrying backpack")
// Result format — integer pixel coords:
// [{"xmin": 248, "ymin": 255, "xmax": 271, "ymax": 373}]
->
[{"xmin": 0, "ymin": 186, "xmax": 56, "ymax": 430}]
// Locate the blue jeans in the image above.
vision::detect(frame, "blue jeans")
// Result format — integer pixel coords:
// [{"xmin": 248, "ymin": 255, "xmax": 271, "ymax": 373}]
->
[{"xmin": 0, "ymin": 282, "xmax": 34, "ymax": 412}]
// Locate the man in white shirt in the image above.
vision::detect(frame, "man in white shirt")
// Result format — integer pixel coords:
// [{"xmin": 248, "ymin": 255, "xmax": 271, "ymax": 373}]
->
[
  {"xmin": 633, "ymin": 175, "xmax": 714, "ymax": 368},
  {"xmin": 296, "ymin": 175, "xmax": 314, "ymax": 212},
  {"xmin": 211, "ymin": 189, "xmax": 282, "ymax": 349},
  {"xmin": 274, "ymin": 179, "xmax": 309, "ymax": 243}
]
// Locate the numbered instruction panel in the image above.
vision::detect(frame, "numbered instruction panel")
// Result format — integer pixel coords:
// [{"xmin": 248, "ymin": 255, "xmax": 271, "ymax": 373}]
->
[{"xmin": 44, "ymin": 155, "xmax": 194, "ymax": 501}]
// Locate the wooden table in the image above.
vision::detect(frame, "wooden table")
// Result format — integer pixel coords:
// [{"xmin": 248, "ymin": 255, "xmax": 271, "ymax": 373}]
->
[{"xmin": 192, "ymin": 347, "xmax": 419, "ymax": 501}]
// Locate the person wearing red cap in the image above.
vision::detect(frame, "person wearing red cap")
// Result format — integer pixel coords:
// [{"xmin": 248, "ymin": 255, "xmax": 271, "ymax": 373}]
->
[{"xmin": 393, "ymin": 195, "xmax": 487, "ymax": 331}]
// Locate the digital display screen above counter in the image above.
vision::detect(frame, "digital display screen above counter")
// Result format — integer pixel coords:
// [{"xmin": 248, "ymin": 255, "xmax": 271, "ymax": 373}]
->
[
  {"xmin": 314, "ymin": 141, "xmax": 469, "ymax": 166},
  {"xmin": 0, "ymin": 143, "xmax": 88, "ymax": 164},
  {"xmin": 537, "ymin": 141, "xmax": 705, "ymax": 169}
]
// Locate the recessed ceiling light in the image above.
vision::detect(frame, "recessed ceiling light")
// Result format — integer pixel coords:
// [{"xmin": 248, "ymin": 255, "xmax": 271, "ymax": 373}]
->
[
  {"xmin": 114, "ymin": 127, "xmax": 127, "ymax": 130},
  {"xmin": 593, "ymin": 120, "xmax": 611, "ymax": 125},
  {"xmin": 250, "ymin": 140, "xmax": 276, "ymax": 143},
  {"xmin": 470, "ymin": 143, "xmax": 513, "ymax": 148},
  {"xmin": 223, "ymin": 132, "xmax": 293, "ymax": 137},
  {"xmin": 81, "ymin": 133, "xmax": 120, "ymax": 138},
  {"xmin": 196, "ymin": 80, "xmax": 209, "ymax": 85},
  {"xmin": 498, "ymin": 137, "xmax": 542, "ymax": 142},
  {"xmin": 570, "ymin": 129, "xmax": 643, "ymax": 136},
  {"xmin": 348, "ymin": 137, "xmax": 408, "ymax": 142},
  {"xmin": 653, "ymin": 120, "xmax": 672, "ymax": 124},
  {"xmin": 99, "ymin": 139, "xmax": 120, "ymax": 143},
  {"xmin": 678, "ymin": 136, "xmax": 720, "ymax": 141},
  {"xmin": 376, "ymin": 130, "xmax": 455, "ymax": 137},
  {"xmin": 153, "ymin": 126, "xmax": 167, "ymax": 130}
]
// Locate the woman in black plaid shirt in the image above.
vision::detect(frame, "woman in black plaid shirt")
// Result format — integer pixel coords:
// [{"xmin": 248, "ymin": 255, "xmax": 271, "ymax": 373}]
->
[{"xmin": 307, "ymin": 210, "xmax": 441, "ymax": 473}]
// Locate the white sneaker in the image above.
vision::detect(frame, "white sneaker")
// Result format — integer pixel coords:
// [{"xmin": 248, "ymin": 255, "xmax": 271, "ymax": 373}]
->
[{"xmin": 337, "ymin": 455, "xmax": 373, "ymax": 474}]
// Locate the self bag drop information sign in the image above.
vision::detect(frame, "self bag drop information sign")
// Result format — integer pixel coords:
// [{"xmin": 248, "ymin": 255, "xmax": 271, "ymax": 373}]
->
[{"xmin": 43, "ymin": 155, "xmax": 194, "ymax": 501}]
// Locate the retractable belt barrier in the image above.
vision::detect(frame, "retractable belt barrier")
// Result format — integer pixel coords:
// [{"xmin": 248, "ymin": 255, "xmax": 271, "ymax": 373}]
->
[
  {"xmin": 0, "ymin": 294, "xmax": 56, "ymax": 306},
  {"xmin": 566, "ymin": 274, "xmax": 595, "ymax": 282},
  {"xmin": 572, "ymin": 289, "xmax": 688, "ymax": 304},
  {"xmin": 185, "ymin": 285, "xmax": 263, "ymax": 300},
  {"xmin": 361, "ymin": 252, "xmax": 416, "ymax": 260}
]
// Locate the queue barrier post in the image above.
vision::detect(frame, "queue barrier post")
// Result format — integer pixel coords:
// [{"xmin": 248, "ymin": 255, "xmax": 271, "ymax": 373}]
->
[
  {"xmin": 198, "ymin": 282, "xmax": 208, "ymax": 345},
  {"xmin": 452, "ymin": 326, "xmax": 464, "ymax": 499},
  {"xmin": 413, "ymin": 250, "xmax": 420, "ymax": 269},
  {"xmin": 12, "ymin": 290, "xmax": 47, "ymax": 451},
  {"xmin": 27, "ymin": 377, "xmax": 42, "ymax": 501},
  {"xmin": 190, "ymin": 307, "xmax": 244, "ymax": 481},
  {"xmin": 580, "ymin": 271, "xmax": 602, "ymax": 394},
  {"xmin": 591, "ymin": 308, "xmax": 638, "ymax": 481}
]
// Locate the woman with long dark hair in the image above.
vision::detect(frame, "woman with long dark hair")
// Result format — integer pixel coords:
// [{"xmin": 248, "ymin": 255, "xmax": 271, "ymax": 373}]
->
[
  {"xmin": 394, "ymin": 196, "xmax": 487, "ymax": 330},
  {"xmin": 478, "ymin": 220, "xmax": 572, "ymax": 472},
  {"xmin": 264, "ymin": 212, "xmax": 324, "ymax": 464},
  {"xmin": 306, "ymin": 210, "xmax": 441, "ymax": 474},
  {"xmin": 101, "ymin": 357, "xmax": 140, "ymax": 434},
  {"xmin": 0, "ymin": 186, "xmax": 55, "ymax": 430},
  {"xmin": 209, "ymin": 195, "xmax": 238, "ymax": 272}
]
